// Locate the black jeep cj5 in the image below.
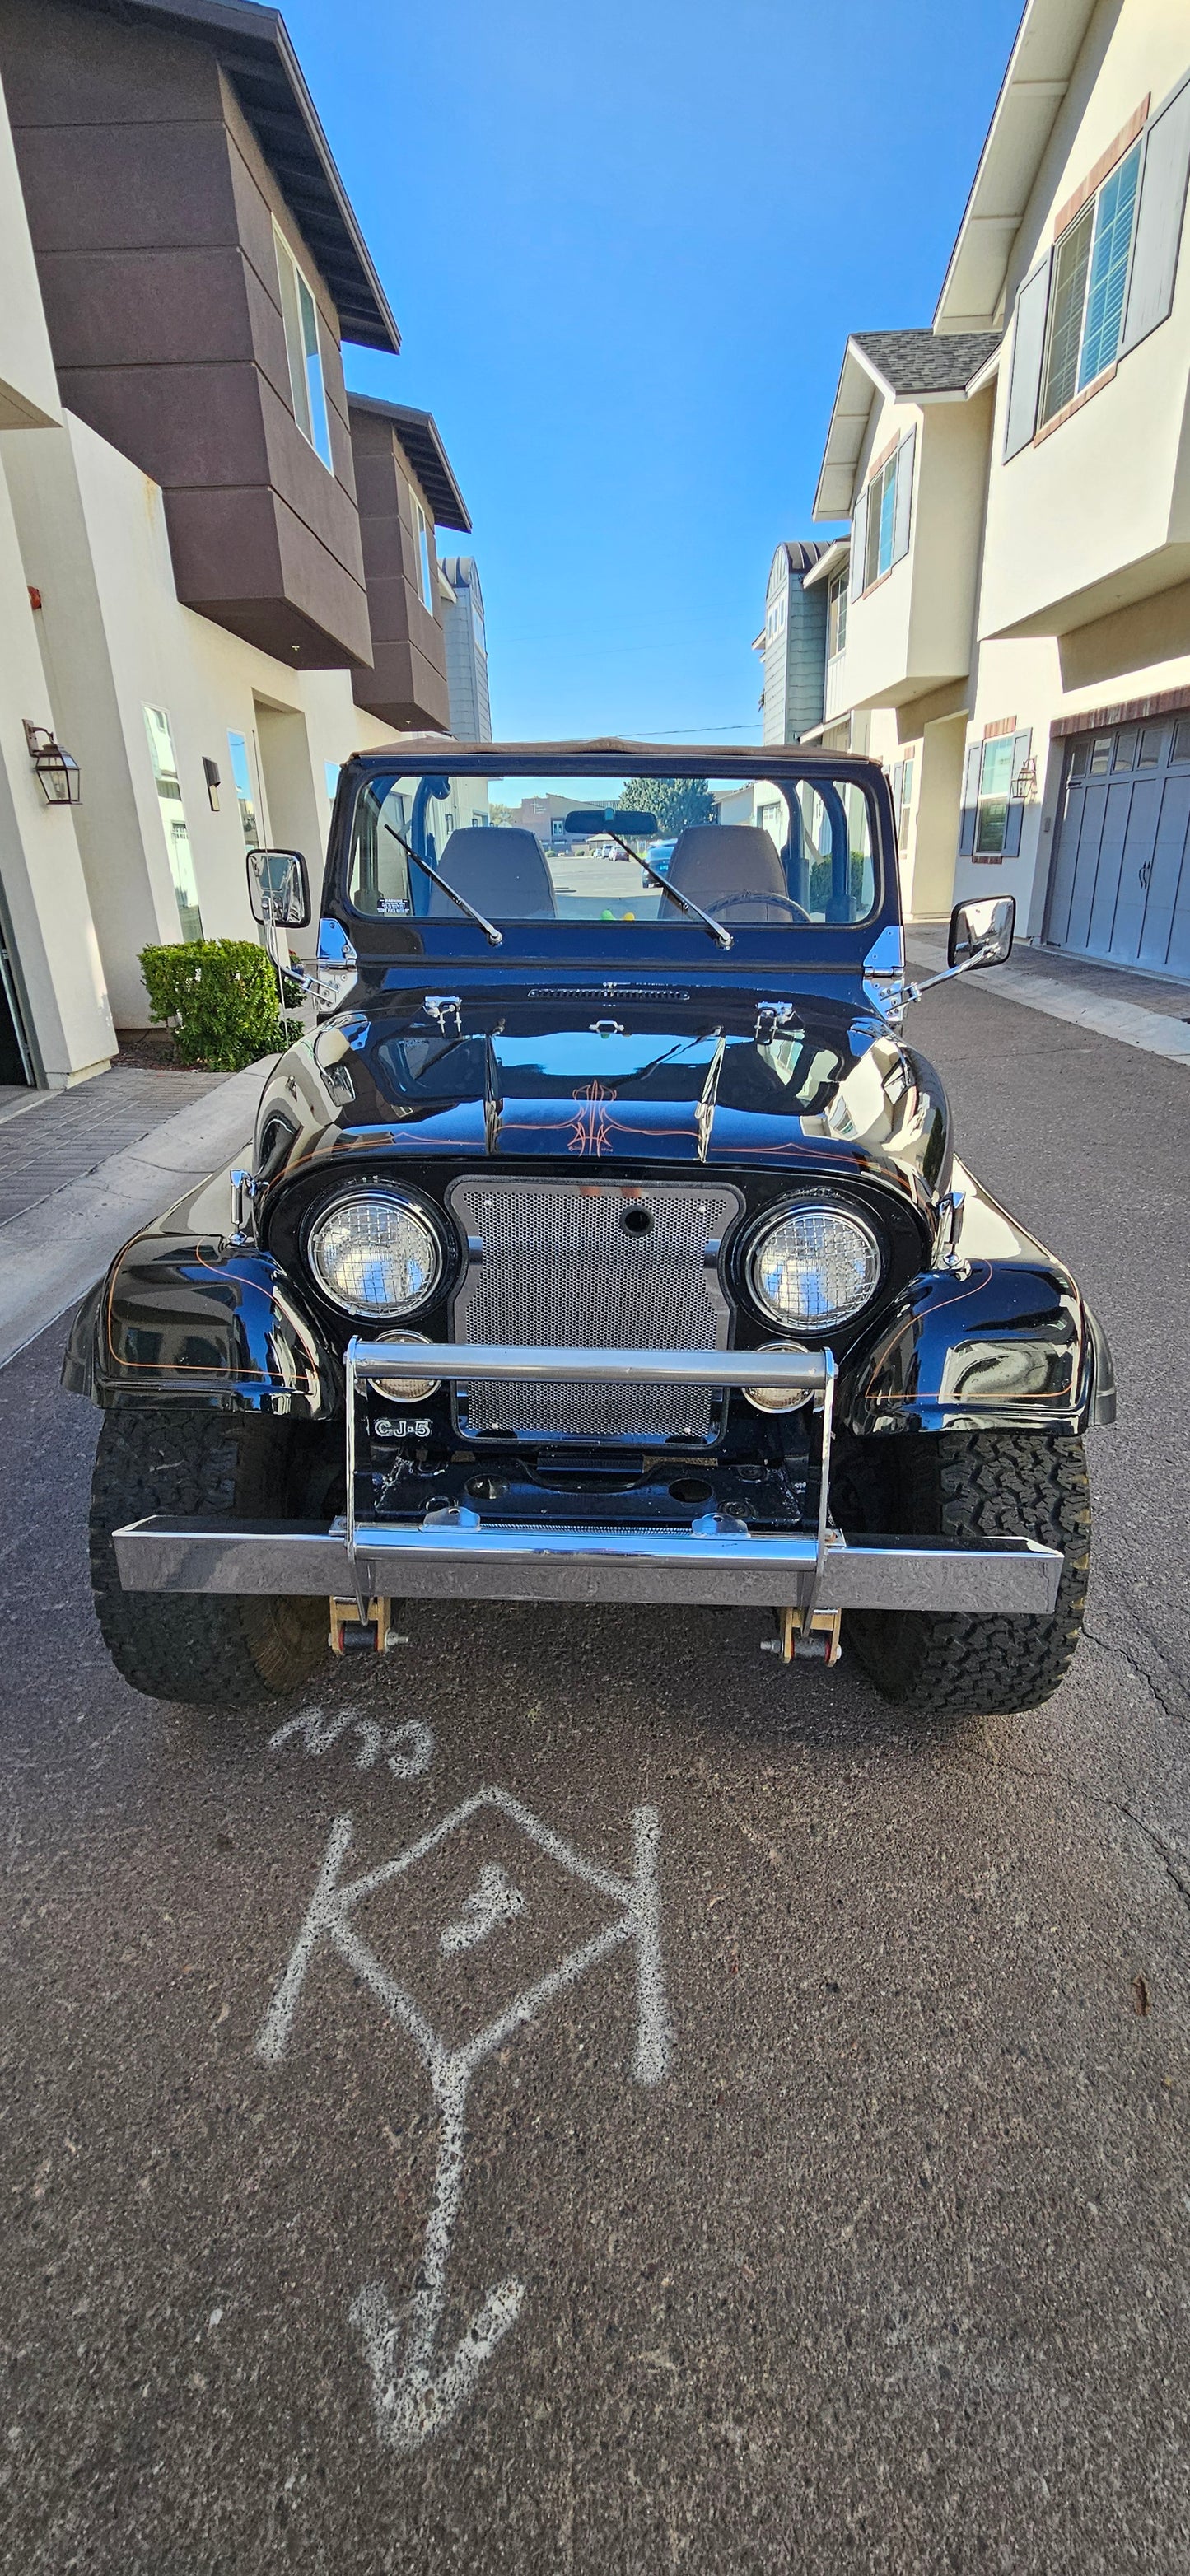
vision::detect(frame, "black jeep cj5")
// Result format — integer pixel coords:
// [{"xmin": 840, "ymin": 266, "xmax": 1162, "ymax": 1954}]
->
[{"xmin": 66, "ymin": 742, "xmax": 1113, "ymax": 1718}]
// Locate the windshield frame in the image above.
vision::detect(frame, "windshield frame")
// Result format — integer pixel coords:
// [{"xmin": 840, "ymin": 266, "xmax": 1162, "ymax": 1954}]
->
[{"xmin": 324, "ymin": 742, "xmax": 898, "ymax": 968}]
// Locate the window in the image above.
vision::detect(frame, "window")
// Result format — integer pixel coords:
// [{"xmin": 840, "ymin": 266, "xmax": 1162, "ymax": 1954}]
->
[
  {"xmin": 959, "ymin": 729, "xmax": 1034, "ymax": 861},
  {"xmin": 226, "ymin": 730, "xmax": 259, "ymax": 852},
  {"xmin": 410, "ymin": 489, "xmax": 434, "ymax": 611},
  {"xmin": 973, "ymin": 737, "xmax": 1015, "ymax": 856},
  {"xmin": 325, "ymin": 761, "xmax": 341, "ymax": 802},
  {"xmin": 145, "ymin": 707, "xmax": 203, "ymax": 941},
  {"xmin": 273, "ymin": 222, "xmax": 333, "ymax": 469},
  {"xmin": 827, "ymin": 567, "xmax": 847, "ymax": 660},
  {"xmin": 891, "ymin": 754, "xmax": 915, "ymax": 855},
  {"xmin": 864, "ymin": 452, "xmax": 898, "ymax": 589},
  {"xmin": 851, "ymin": 429, "xmax": 916, "ymax": 600},
  {"xmin": 1039, "ymin": 141, "xmax": 1141, "ymax": 422}
]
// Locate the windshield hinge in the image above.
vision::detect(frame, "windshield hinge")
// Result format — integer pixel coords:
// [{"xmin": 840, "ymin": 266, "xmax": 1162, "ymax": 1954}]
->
[
  {"xmin": 754, "ymin": 999, "xmax": 797, "ymax": 1043},
  {"xmin": 423, "ymin": 994, "xmax": 464, "ymax": 1037}
]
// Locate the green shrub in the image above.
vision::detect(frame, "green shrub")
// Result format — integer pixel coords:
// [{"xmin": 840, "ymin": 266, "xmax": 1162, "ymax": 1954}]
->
[{"xmin": 139, "ymin": 940, "xmax": 302, "ymax": 1071}]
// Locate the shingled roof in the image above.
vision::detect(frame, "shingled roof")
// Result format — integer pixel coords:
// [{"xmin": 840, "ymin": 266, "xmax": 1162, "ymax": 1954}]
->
[
  {"xmin": 813, "ymin": 329, "xmax": 1002, "ymax": 519},
  {"xmin": 851, "ymin": 330, "xmax": 1002, "ymax": 394}
]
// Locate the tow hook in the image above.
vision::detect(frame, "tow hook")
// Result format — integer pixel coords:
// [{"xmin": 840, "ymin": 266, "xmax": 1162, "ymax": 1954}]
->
[
  {"xmin": 761, "ymin": 1603, "xmax": 843, "ymax": 1665},
  {"xmin": 329, "ymin": 1596, "xmax": 408, "ymax": 1656}
]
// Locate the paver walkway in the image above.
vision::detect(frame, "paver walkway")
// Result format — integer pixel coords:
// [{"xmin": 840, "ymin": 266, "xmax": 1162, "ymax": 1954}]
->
[{"xmin": 0, "ymin": 1066, "xmax": 222, "ymax": 1225}]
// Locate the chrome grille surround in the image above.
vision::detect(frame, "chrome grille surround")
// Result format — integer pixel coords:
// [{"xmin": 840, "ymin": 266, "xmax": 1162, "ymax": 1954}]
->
[{"xmin": 445, "ymin": 1175, "xmax": 744, "ymax": 1443}]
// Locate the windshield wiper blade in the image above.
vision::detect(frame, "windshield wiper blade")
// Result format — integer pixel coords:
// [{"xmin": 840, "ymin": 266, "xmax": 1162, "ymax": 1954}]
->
[
  {"xmin": 606, "ymin": 828, "xmax": 732, "ymax": 950},
  {"xmin": 383, "ymin": 823, "xmax": 502, "ymax": 947}
]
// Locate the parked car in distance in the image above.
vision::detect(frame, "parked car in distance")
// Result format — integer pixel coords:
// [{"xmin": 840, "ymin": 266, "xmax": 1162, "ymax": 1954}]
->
[{"xmin": 68, "ymin": 741, "xmax": 1113, "ymax": 1718}]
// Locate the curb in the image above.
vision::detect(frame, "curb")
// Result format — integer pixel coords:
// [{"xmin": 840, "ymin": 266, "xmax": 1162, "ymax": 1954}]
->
[{"xmin": 0, "ymin": 1055, "xmax": 276, "ymax": 1372}]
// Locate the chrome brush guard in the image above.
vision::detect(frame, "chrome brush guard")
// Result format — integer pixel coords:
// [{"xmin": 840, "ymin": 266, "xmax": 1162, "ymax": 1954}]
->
[{"xmin": 114, "ymin": 1338, "xmax": 1064, "ymax": 1626}]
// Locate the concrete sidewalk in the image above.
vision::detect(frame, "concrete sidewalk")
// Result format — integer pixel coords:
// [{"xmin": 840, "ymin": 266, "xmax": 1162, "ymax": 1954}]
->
[
  {"xmin": 0, "ymin": 1056, "xmax": 273, "ymax": 1369},
  {"xmin": 907, "ymin": 933, "xmax": 1190, "ymax": 1066}
]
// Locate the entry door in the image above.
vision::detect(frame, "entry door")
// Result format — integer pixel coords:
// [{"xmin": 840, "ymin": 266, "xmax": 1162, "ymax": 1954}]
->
[{"xmin": 1047, "ymin": 715, "xmax": 1190, "ymax": 976}]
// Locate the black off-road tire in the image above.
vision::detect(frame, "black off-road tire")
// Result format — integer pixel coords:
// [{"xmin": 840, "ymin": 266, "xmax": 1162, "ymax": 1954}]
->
[
  {"xmin": 90, "ymin": 1407, "xmax": 327, "ymax": 1706},
  {"xmin": 840, "ymin": 1430, "xmax": 1090, "ymax": 1720}
]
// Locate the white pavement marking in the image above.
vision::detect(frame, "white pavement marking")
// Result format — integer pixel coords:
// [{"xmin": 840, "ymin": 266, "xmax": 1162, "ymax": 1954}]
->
[
  {"xmin": 268, "ymin": 1707, "xmax": 435, "ymax": 1780},
  {"xmin": 438, "ymin": 1861, "xmax": 525, "ymax": 1954},
  {"xmin": 256, "ymin": 1790, "xmax": 671, "ymax": 2452}
]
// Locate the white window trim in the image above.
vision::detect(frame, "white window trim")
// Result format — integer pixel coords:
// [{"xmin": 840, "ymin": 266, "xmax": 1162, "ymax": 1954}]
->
[
  {"xmin": 409, "ymin": 485, "xmax": 435, "ymax": 613},
  {"xmin": 273, "ymin": 220, "xmax": 334, "ymax": 472},
  {"xmin": 1038, "ymin": 139, "xmax": 1142, "ymax": 427}
]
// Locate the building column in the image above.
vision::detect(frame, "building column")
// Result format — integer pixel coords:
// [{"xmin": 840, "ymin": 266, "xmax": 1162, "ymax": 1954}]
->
[
  {"xmin": 906, "ymin": 713, "xmax": 966, "ymax": 922},
  {"xmin": 0, "ymin": 455, "xmax": 114, "ymax": 1085}
]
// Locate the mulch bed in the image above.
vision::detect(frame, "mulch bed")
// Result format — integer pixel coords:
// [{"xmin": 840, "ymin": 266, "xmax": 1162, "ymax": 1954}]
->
[{"xmin": 114, "ymin": 1027, "xmax": 185, "ymax": 1071}]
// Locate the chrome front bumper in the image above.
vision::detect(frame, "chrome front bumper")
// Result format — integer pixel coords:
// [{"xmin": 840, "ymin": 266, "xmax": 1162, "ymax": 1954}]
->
[{"xmin": 113, "ymin": 1340, "xmax": 1064, "ymax": 1617}]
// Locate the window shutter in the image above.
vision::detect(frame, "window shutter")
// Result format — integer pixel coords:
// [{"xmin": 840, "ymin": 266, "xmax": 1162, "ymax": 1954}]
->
[
  {"xmin": 1002, "ymin": 729, "xmax": 1033, "ymax": 857},
  {"xmin": 1003, "ymin": 258, "xmax": 1051, "ymax": 457},
  {"xmin": 850, "ymin": 486, "xmax": 869, "ymax": 600},
  {"xmin": 958, "ymin": 743, "xmax": 981, "ymax": 855},
  {"xmin": 1121, "ymin": 75, "xmax": 1190, "ymax": 353},
  {"xmin": 890, "ymin": 427, "xmax": 916, "ymax": 566}
]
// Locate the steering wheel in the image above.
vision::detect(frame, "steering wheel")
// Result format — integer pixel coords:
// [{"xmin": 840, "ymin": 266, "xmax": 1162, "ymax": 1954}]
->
[{"xmin": 708, "ymin": 889, "xmax": 813, "ymax": 923}]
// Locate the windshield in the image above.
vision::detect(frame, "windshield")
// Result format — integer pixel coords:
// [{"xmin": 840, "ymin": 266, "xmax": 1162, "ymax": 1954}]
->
[{"xmin": 345, "ymin": 769, "xmax": 879, "ymax": 931}]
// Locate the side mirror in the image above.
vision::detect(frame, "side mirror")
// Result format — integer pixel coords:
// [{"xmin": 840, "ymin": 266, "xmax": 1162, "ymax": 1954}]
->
[
  {"xmin": 246, "ymin": 847, "xmax": 310, "ymax": 929},
  {"xmin": 948, "ymin": 893, "xmax": 1015, "ymax": 971}
]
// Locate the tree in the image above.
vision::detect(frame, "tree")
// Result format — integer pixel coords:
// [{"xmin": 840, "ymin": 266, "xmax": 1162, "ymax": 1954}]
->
[{"xmin": 616, "ymin": 777, "xmax": 716, "ymax": 837}]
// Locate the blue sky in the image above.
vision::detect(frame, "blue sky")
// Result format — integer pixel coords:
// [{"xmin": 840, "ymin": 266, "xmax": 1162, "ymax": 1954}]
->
[{"xmin": 285, "ymin": 0, "xmax": 1023, "ymax": 743}]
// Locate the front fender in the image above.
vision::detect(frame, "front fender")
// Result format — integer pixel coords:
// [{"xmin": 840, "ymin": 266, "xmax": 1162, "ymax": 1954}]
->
[
  {"xmin": 63, "ymin": 1224, "xmax": 342, "ymax": 1418},
  {"xmin": 838, "ymin": 1258, "xmax": 1113, "ymax": 1436}
]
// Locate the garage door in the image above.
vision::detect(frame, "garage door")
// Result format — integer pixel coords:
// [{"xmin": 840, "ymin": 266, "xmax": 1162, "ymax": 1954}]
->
[{"xmin": 1046, "ymin": 713, "xmax": 1190, "ymax": 977}]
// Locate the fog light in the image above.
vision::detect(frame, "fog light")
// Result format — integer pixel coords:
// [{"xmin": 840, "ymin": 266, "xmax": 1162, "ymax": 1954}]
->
[
  {"xmin": 744, "ymin": 1341, "xmax": 815, "ymax": 1415},
  {"xmin": 370, "ymin": 1330, "xmax": 441, "ymax": 1404}
]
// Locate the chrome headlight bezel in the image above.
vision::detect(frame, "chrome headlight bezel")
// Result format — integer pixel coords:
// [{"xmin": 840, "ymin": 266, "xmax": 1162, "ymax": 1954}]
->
[
  {"xmin": 744, "ymin": 1194, "xmax": 885, "ymax": 1337},
  {"xmin": 304, "ymin": 1188, "xmax": 446, "ymax": 1321}
]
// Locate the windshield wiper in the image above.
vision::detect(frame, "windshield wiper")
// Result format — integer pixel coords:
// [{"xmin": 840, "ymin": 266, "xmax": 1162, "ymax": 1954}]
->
[
  {"xmin": 383, "ymin": 823, "xmax": 502, "ymax": 947},
  {"xmin": 605, "ymin": 828, "xmax": 732, "ymax": 950}
]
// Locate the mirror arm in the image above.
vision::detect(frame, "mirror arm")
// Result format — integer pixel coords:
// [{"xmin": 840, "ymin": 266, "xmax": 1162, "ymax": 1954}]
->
[{"xmin": 900, "ymin": 941, "xmax": 1001, "ymax": 1007}]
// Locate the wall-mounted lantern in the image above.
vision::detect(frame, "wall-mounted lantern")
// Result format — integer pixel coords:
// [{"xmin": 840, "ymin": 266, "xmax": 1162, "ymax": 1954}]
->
[
  {"xmin": 24, "ymin": 720, "xmax": 81, "ymax": 805},
  {"xmin": 203, "ymin": 755, "xmax": 222, "ymax": 811}
]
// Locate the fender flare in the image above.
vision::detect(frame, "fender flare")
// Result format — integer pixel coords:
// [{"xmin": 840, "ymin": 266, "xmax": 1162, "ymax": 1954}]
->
[
  {"xmin": 63, "ymin": 1230, "xmax": 342, "ymax": 1418},
  {"xmin": 838, "ymin": 1258, "xmax": 1115, "ymax": 1436}
]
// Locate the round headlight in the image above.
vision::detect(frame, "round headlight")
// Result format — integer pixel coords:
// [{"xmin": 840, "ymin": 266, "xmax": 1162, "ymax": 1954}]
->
[
  {"xmin": 748, "ymin": 1200, "xmax": 881, "ymax": 1333},
  {"xmin": 307, "ymin": 1192, "xmax": 442, "ymax": 1318}
]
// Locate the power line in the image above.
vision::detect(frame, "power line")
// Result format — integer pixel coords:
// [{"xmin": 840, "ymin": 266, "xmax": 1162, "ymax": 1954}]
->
[{"xmin": 610, "ymin": 720, "xmax": 763, "ymax": 738}]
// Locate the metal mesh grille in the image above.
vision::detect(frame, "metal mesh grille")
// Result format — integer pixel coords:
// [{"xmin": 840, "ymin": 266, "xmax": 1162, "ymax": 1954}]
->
[{"xmin": 446, "ymin": 1177, "xmax": 743, "ymax": 1441}]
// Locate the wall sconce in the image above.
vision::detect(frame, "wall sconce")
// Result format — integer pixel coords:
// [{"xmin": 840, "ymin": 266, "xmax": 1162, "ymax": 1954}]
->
[
  {"xmin": 203, "ymin": 755, "xmax": 222, "ymax": 812},
  {"xmin": 24, "ymin": 720, "xmax": 81, "ymax": 805}
]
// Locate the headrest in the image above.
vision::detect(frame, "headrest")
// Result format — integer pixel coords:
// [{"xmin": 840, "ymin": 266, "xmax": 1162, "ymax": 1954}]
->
[
  {"xmin": 428, "ymin": 826, "xmax": 557, "ymax": 917},
  {"xmin": 663, "ymin": 824, "xmax": 787, "ymax": 908}
]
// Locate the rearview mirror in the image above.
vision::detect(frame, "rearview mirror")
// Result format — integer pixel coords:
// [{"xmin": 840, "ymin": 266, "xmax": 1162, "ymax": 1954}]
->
[
  {"xmin": 246, "ymin": 847, "xmax": 311, "ymax": 929},
  {"xmin": 948, "ymin": 894, "xmax": 1015, "ymax": 970},
  {"xmin": 564, "ymin": 807, "xmax": 660, "ymax": 837}
]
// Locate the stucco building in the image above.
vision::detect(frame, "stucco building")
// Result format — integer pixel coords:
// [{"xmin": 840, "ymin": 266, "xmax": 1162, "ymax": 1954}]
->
[
  {"xmin": 806, "ymin": 0, "xmax": 1190, "ymax": 978},
  {"xmin": 0, "ymin": 0, "xmax": 473, "ymax": 1088}
]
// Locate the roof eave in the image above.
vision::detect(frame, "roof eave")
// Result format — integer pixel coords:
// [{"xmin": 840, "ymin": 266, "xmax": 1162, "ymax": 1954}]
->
[
  {"xmin": 76, "ymin": 0, "xmax": 400, "ymax": 352},
  {"xmin": 932, "ymin": 0, "xmax": 1099, "ymax": 332}
]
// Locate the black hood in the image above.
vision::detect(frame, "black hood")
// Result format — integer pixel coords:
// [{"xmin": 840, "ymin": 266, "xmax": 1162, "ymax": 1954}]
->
[{"xmin": 259, "ymin": 974, "xmax": 952, "ymax": 1211}]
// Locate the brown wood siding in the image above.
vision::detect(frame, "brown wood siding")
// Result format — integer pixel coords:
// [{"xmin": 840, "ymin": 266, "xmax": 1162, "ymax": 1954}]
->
[{"xmin": 0, "ymin": 0, "xmax": 372, "ymax": 668}]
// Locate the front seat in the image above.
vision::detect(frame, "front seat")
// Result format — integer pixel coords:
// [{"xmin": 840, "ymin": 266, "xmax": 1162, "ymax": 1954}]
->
[
  {"xmin": 661, "ymin": 824, "xmax": 795, "ymax": 922},
  {"xmin": 428, "ymin": 827, "xmax": 557, "ymax": 917}
]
